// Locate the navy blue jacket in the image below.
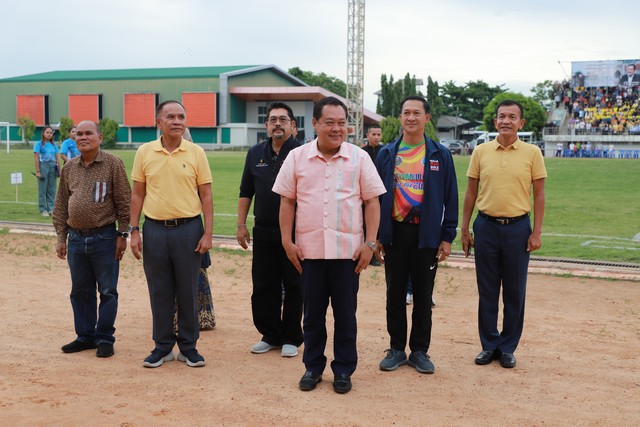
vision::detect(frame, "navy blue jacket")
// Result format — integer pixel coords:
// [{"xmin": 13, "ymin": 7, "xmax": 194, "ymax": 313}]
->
[
  {"xmin": 376, "ymin": 136, "xmax": 458, "ymax": 249},
  {"xmin": 239, "ymin": 136, "xmax": 300, "ymax": 228}
]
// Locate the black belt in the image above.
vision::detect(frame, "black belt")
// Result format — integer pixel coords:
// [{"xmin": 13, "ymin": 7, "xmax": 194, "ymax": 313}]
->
[
  {"xmin": 72, "ymin": 223, "xmax": 115, "ymax": 237},
  {"xmin": 145, "ymin": 215, "xmax": 200, "ymax": 227},
  {"xmin": 478, "ymin": 211, "xmax": 529, "ymax": 225}
]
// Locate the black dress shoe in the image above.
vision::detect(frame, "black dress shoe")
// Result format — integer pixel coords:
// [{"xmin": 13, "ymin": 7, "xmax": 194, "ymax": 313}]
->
[
  {"xmin": 500, "ymin": 353, "xmax": 516, "ymax": 368},
  {"xmin": 96, "ymin": 342, "xmax": 114, "ymax": 358},
  {"xmin": 474, "ymin": 350, "xmax": 495, "ymax": 365},
  {"xmin": 61, "ymin": 339, "xmax": 97, "ymax": 353},
  {"xmin": 333, "ymin": 374, "xmax": 352, "ymax": 394},
  {"xmin": 299, "ymin": 371, "xmax": 322, "ymax": 391}
]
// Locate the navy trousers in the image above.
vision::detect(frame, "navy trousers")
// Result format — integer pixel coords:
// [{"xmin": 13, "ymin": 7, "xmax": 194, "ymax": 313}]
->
[
  {"xmin": 301, "ymin": 259, "xmax": 359, "ymax": 376},
  {"xmin": 473, "ymin": 215, "xmax": 531, "ymax": 354}
]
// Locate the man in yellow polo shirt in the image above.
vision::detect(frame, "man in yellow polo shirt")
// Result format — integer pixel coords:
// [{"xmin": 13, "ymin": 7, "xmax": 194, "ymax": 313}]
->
[
  {"xmin": 130, "ymin": 100, "xmax": 213, "ymax": 368},
  {"xmin": 461, "ymin": 99, "xmax": 546, "ymax": 369}
]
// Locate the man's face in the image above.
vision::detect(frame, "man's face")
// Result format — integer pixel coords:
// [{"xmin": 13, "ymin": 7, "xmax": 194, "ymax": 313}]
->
[
  {"xmin": 494, "ymin": 104, "xmax": 525, "ymax": 139},
  {"xmin": 75, "ymin": 121, "xmax": 103, "ymax": 153},
  {"xmin": 366, "ymin": 127, "xmax": 382, "ymax": 146},
  {"xmin": 400, "ymin": 100, "xmax": 430, "ymax": 137},
  {"xmin": 265, "ymin": 108, "xmax": 293, "ymax": 142},
  {"xmin": 156, "ymin": 102, "xmax": 186, "ymax": 139},
  {"xmin": 627, "ymin": 65, "xmax": 636, "ymax": 76},
  {"xmin": 69, "ymin": 128, "xmax": 77, "ymax": 140},
  {"xmin": 312, "ymin": 104, "xmax": 347, "ymax": 149}
]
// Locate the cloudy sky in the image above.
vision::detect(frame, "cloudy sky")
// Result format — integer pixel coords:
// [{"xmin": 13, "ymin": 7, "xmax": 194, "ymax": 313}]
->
[{"xmin": 2, "ymin": 0, "xmax": 639, "ymax": 110}]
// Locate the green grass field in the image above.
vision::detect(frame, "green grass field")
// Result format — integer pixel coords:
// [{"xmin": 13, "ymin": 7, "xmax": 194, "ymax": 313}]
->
[{"xmin": 1, "ymin": 148, "xmax": 639, "ymax": 263}]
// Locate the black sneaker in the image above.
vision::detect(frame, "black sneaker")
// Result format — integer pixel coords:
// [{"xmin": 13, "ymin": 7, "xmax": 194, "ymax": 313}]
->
[
  {"xmin": 177, "ymin": 348, "xmax": 206, "ymax": 367},
  {"xmin": 96, "ymin": 342, "xmax": 114, "ymax": 358},
  {"xmin": 408, "ymin": 351, "xmax": 435, "ymax": 374},
  {"xmin": 61, "ymin": 339, "xmax": 97, "ymax": 353},
  {"xmin": 143, "ymin": 348, "xmax": 175, "ymax": 368},
  {"xmin": 379, "ymin": 348, "xmax": 408, "ymax": 371}
]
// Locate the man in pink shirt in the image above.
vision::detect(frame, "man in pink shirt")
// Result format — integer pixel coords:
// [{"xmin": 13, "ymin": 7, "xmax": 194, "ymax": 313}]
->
[{"xmin": 273, "ymin": 96, "xmax": 385, "ymax": 394}]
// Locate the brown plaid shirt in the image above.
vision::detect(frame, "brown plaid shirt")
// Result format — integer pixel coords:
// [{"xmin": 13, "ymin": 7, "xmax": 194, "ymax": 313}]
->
[{"xmin": 53, "ymin": 150, "xmax": 131, "ymax": 244}]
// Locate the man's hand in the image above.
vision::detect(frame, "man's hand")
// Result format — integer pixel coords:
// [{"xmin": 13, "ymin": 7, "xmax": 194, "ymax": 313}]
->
[
  {"xmin": 195, "ymin": 233, "xmax": 213, "ymax": 254},
  {"xmin": 283, "ymin": 240, "xmax": 304, "ymax": 273},
  {"xmin": 115, "ymin": 237, "xmax": 127, "ymax": 260},
  {"xmin": 436, "ymin": 241, "xmax": 451, "ymax": 263},
  {"xmin": 236, "ymin": 225, "xmax": 250, "ymax": 250},
  {"xmin": 527, "ymin": 232, "xmax": 542, "ymax": 252},
  {"xmin": 130, "ymin": 232, "xmax": 142, "ymax": 260},
  {"xmin": 56, "ymin": 241, "xmax": 67, "ymax": 260},
  {"xmin": 461, "ymin": 228, "xmax": 474, "ymax": 257},
  {"xmin": 353, "ymin": 243, "xmax": 374, "ymax": 273}
]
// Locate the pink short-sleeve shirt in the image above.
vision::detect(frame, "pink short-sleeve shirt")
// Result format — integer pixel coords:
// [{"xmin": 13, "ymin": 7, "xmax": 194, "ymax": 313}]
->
[{"xmin": 273, "ymin": 139, "xmax": 385, "ymax": 260}]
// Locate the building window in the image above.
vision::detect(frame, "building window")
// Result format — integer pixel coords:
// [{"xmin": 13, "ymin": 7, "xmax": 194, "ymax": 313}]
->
[
  {"xmin": 258, "ymin": 106, "xmax": 267, "ymax": 124},
  {"xmin": 257, "ymin": 131, "xmax": 268, "ymax": 143},
  {"xmin": 294, "ymin": 116, "xmax": 305, "ymax": 129}
]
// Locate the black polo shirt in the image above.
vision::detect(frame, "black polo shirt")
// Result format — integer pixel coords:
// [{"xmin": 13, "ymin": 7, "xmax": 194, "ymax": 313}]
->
[
  {"xmin": 239, "ymin": 136, "xmax": 300, "ymax": 228},
  {"xmin": 362, "ymin": 143, "xmax": 382, "ymax": 163}
]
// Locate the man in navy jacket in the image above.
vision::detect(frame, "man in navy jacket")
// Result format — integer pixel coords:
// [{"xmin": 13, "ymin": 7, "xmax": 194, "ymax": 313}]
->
[{"xmin": 375, "ymin": 96, "xmax": 458, "ymax": 375}]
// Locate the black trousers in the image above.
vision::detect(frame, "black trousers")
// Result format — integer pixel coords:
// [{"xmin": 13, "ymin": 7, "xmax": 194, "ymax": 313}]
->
[
  {"xmin": 301, "ymin": 259, "xmax": 359, "ymax": 376},
  {"xmin": 142, "ymin": 219, "xmax": 202, "ymax": 353},
  {"xmin": 384, "ymin": 222, "xmax": 438, "ymax": 353},
  {"xmin": 251, "ymin": 226, "xmax": 303, "ymax": 346}
]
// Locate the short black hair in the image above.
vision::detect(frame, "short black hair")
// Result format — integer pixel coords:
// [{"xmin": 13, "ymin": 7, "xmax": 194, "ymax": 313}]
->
[
  {"xmin": 626, "ymin": 63, "xmax": 636, "ymax": 71},
  {"xmin": 366, "ymin": 124, "xmax": 381, "ymax": 133},
  {"xmin": 495, "ymin": 99, "xmax": 524, "ymax": 119},
  {"xmin": 400, "ymin": 96, "xmax": 430, "ymax": 114},
  {"xmin": 156, "ymin": 100, "xmax": 185, "ymax": 117},
  {"xmin": 266, "ymin": 101, "xmax": 295, "ymax": 121},
  {"xmin": 313, "ymin": 96, "xmax": 348, "ymax": 120}
]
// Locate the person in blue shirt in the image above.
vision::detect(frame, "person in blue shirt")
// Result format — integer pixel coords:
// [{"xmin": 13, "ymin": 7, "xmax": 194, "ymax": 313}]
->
[
  {"xmin": 60, "ymin": 126, "xmax": 80, "ymax": 163},
  {"xmin": 33, "ymin": 126, "xmax": 60, "ymax": 216}
]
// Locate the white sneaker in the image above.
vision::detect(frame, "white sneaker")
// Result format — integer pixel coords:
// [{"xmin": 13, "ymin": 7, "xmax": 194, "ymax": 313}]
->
[
  {"xmin": 41, "ymin": 211, "xmax": 50, "ymax": 217},
  {"xmin": 251, "ymin": 340, "xmax": 279, "ymax": 354},
  {"xmin": 281, "ymin": 344, "xmax": 298, "ymax": 357},
  {"xmin": 406, "ymin": 293, "xmax": 413, "ymax": 305}
]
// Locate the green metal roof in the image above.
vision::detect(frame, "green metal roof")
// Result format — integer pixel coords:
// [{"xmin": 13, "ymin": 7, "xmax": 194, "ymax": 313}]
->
[{"xmin": 0, "ymin": 66, "xmax": 259, "ymax": 82}]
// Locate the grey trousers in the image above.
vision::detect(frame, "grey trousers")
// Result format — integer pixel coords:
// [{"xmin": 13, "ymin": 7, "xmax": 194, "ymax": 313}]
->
[{"xmin": 142, "ymin": 218, "xmax": 203, "ymax": 352}]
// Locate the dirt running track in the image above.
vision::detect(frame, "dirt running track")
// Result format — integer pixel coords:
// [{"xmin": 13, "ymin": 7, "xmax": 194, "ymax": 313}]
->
[{"xmin": 0, "ymin": 232, "xmax": 638, "ymax": 426}]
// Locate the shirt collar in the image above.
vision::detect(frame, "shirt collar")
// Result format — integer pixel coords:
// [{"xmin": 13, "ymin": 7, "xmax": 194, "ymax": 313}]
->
[
  {"xmin": 491, "ymin": 137, "xmax": 523, "ymax": 150},
  {"xmin": 307, "ymin": 138, "xmax": 350, "ymax": 159},
  {"xmin": 152, "ymin": 137, "xmax": 188, "ymax": 153}
]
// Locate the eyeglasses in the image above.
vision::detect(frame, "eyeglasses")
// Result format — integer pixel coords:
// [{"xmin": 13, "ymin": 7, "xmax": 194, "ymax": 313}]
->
[{"xmin": 267, "ymin": 116, "xmax": 291, "ymax": 124}]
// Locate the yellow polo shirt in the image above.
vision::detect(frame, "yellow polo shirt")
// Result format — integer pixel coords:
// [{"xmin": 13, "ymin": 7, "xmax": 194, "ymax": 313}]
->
[
  {"xmin": 467, "ymin": 138, "xmax": 547, "ymax": 217},
  {"xmin": 132, "ymin": 138, "xmax": 212, "ymax": 220}
]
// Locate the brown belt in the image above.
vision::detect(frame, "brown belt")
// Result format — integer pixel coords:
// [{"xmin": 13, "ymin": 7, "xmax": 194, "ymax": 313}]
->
[{"xmin": 144, "ymin": 215, "xmax": 200, "ymax": 227}]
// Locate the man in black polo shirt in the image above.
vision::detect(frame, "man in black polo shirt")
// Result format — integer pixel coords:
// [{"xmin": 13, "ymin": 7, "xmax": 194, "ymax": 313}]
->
[
  {"xmin": 361, "ymin": 124, "xmax": 383, "ymax": 163},
  {"xmin": 237, "ymin": 101, "xmax": 303, "ymax": 358}
]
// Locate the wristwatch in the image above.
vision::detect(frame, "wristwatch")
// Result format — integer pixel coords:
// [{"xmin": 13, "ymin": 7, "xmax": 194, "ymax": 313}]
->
[
  {"xmin": 129, "ymin": 225, "xmax": 140, "ymax": 233},
  {"xmin": 117, "ymin": 231, "xmax": 129, "ymax": 239},
  {"xmin": 365, "ymin": 240, "xmax": 377, "ymax": 250}
]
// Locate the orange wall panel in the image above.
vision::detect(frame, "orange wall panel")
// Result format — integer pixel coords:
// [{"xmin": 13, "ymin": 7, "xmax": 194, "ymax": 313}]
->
[
  {"xmin": 182, "ymin": 92, "xmax": 217, "ymax": 127},
  {"xmin": 68, "ymin": 94, "xmax": 100, "ymax": 124},
  {"xmin": 124, "ymin": 93, "xmax": 156, "ymax": 127},
  {"xmin": 16, "ymin": 95, "xmax": 45, "ymax": 125}
]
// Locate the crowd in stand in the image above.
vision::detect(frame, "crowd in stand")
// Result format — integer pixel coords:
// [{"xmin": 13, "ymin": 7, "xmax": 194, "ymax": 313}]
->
[{"xmin": 568, "ymin": 85, "xmax": 640, "ymax": 135}]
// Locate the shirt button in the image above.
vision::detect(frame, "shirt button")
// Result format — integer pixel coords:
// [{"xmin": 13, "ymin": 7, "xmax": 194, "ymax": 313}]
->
[
  {"xmin": 324, "ymin": 212, "xmax": 328, "ymax": 216},
  {"xmin": 324, "ymin": 225, "xmax": 328, "ymax": 230},
  {"xmin": 325, "ymin": 187, "xmax": 329, "ymax": 191},
  {"xmin": 325, "ymin": 174, "xmax": 330, "ymax": 178}
]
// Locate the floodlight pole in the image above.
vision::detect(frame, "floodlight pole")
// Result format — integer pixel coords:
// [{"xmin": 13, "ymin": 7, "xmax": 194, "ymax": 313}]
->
[{"xmin": 347, "ymin": 0, "xmax": 365, "ymax": 146}]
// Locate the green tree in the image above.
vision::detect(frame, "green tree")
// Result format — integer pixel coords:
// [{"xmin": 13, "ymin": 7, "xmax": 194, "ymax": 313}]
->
[
  {"xmin": 17, "ymin": 115, "xmax": 36, "ymax": 144},
  {"xmin": 99, "ymin": 118, "xmax": 119, "ymax": 149},
  {"xmin": 59, "ymin": 117, "xmax": 75, "ymax": 141},
  {"xmin": 377, "ymin": 72, "xmax": 423, "ymax": 117},
  {"xmin": 441, "ymin": 80, "xmax": 506, "ymax": 123},
  {"xmin": 288, "ymin": 67, "xmax": 346, "ymax": 96},
  {"xmin": 482, "ymin": 92, "xmax": 547, "ymax": 136},
  {"xmin": 426, "ymin": 76, "xmax": 444, "ymax": 125},
  {"xmin": 380, "ymin": 116, "xmax": 401, "ymax": 143},
  {"xmin": 530, "ymin": 80, "xmax": 555, "ymax": 103}
]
